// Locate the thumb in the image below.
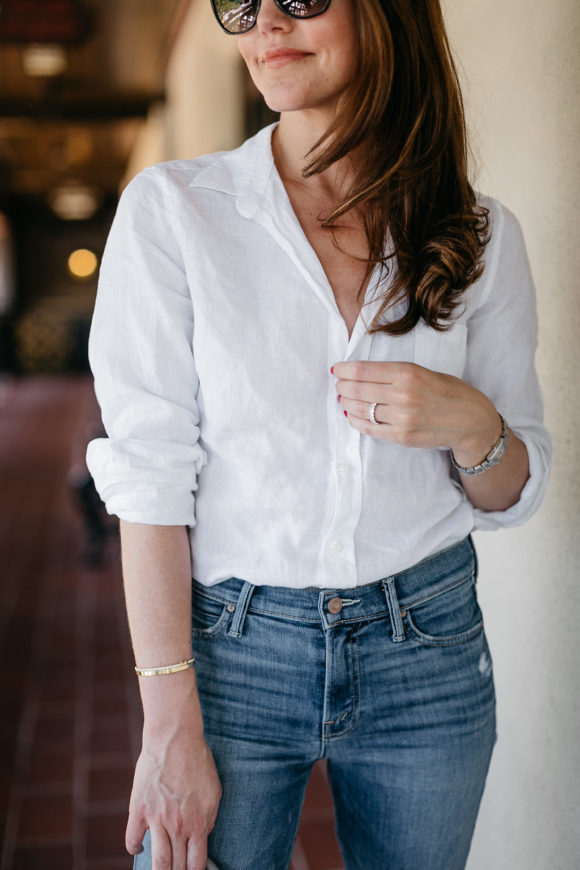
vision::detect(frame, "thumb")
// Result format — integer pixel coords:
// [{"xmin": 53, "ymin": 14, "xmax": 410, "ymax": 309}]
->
[{"xmin": 125, "ymin": 811, "xmax": 147, "ymax": 856}]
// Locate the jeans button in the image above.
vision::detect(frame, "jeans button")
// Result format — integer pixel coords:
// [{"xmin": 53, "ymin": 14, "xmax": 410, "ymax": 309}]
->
[{"xmin": 328, "ymin": 597, "xmax": 343, "ymax": 614}]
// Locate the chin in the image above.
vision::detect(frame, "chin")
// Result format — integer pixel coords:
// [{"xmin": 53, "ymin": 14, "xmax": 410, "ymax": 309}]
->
[
  {"xmin": 263, "ymin": 98, "xmax": 303, "ymax": 113},
  {"xmin": 249, "ymin": 73, "xmax": 315, "ymax": 114},
  {"xmin": 259, "ymin": 89, "xmax": 319, "ymax": 115}
]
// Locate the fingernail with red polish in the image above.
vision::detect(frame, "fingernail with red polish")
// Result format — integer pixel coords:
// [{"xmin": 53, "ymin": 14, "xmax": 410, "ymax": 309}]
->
[
  {"xmin": 330, "ymin": 366, "xmax": 334, "ymax": 374},
  {"xmin": 344, "ymin": 410, "xmax": 348, "ymax": 417},
  {"xmin": 337, "ymin": 394, "xmax": 341, "ymax": 402}
]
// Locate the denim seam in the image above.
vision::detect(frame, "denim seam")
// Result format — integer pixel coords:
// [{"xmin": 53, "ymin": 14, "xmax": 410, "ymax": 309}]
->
[
  {"xmin": 191, "ymin": 606, "xmax": 233, "ymax": 638},
  {"xmin": 322, "ymin": 628, "xmax": 361, "ymax": 743},
  {"xmin": 399, "ymin": 568, "xmax": 474, "ymax": 611},
  {"xmin": 404, "ymin": 614, "xmax": 484, "ymax": 647},
  {"xmin": 246, "ymin": 606, "xmax": 320, "ymax": 623},
  {"xmin": 331, "ymin": 611, "xmax": 390, "ymax": 626},
  {"xmin": 193, "ymin": 591, "xmax": 320, "ymax": 623}
]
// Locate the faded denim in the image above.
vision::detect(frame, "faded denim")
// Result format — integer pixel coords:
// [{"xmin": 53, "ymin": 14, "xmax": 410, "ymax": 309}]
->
[{"xmin": 135, "ymin": 536, "xmax": 496, "ymax": 870}]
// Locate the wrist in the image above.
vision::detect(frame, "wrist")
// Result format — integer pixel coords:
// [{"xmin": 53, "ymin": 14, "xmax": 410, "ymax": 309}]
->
[
  {"xmin": 451, "ymin": 413, "xmax": 509, "ymax": 476},
  {"xmin": 450, "ymin": 403, "xmax": 503, "ymax": 468},
  {"xmin": 139, "ymin": 668, "xmax": 205, "ymax": 737}
]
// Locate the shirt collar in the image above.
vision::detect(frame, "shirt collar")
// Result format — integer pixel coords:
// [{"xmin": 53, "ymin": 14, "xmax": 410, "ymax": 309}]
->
[
  {"xmin": 187, "ymin": 122, "xmax": 278, "ymax": 218},
  {"xmin": 187, "ymin": 123, "xmax": 401, "ymax": 337}
]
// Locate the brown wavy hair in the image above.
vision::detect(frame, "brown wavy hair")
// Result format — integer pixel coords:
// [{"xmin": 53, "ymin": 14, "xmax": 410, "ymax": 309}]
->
[{"xmin": 304, "ymin": 0, "xmax": 490, "ymax": 335}]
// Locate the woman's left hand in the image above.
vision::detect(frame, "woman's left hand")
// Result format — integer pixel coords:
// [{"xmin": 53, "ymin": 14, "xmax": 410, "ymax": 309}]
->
[{"xmin": 331, "ymin": 360, "xmax": 501, "ymax": 467}]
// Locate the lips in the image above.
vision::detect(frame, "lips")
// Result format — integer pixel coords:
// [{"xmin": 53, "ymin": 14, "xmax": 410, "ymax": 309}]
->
[{"xmin": 261, "ymin": 47, "xmax": 312, "ymax": 67}]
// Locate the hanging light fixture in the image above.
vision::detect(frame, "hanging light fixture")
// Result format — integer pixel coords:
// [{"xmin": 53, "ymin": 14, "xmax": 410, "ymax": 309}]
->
[
  {"xmin": 21, "ymin": 43, "xmax": 67, "ymax": 77},
  {"xmin": 48, "ymin": 181, "xmax": 103, "ymax": 221}
]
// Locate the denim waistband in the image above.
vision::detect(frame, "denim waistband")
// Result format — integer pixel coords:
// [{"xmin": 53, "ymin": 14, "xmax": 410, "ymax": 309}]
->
[{"xmin": 192, "ymin": 536, "xmax": 477, "ymax": 641}]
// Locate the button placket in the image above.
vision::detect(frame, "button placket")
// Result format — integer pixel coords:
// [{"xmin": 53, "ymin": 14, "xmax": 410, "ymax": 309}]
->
[
  {"xmin": 320, "ymin": 409, "xmax": 361, "ymax": 586},
  {"xmin": 322, "ymin": 316, "xmax": 371, "ymax": 588}
]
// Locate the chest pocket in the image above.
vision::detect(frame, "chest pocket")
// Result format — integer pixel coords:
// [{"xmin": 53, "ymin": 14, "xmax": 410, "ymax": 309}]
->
[{"xmin": 413, "ymin": 320, "xmax": 468, "ymax": 378}]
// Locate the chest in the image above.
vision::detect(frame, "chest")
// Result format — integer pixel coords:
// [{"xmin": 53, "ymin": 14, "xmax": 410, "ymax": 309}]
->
[{"xmin": 284, "ymin": 190, "xmax": 371, "ymax": 340}]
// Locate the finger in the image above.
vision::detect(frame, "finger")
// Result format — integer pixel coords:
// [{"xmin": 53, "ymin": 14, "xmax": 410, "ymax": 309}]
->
[
  {"xmin": 335, "ymin": 376, "xmax": 392, "ymax": 404},
  {"xmin": 331, "ymin": 360, "xmax": 409, "ymax": 384},
  {"xmin": 344, "ymin": 408, "xmax": 399, "ymax": 441},
  {"xmin": 345, "ymin": 405, "xmax": 437, "ymax": 447},
  {"xmin": 170, "ymin": 835, "xmax": 187, "ymax": 870},
  {"xmin": 186, "ymin": 835, "xmax": 208, "ymax": 870},
  {"xmin": 126, "ymin": 813, "xmax": 147, "ymax": 856},
  {"xmin": 150, "ymin": 825, "xmax": 172, "ymax": 870},
  {"xmin": 340, "ymin": 395, "xmax": 390, "ymax": 424},
  {"xmin": 341, "ymin": 396, "xmax": 424, "ymax": 429}
]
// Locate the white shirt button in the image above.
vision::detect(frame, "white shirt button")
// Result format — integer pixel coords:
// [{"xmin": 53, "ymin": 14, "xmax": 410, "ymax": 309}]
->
[
  {"xmin": 330, "ymin": 540, "xmax": 343, "ymax": 553},
  {"xmin": 337, "ymin": 463, "xmax": 349, "ymax": 473}
]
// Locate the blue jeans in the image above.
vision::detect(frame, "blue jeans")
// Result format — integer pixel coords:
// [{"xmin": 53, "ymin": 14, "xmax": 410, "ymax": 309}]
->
[{"xmin": 135, "ymin": 536, "xmax": 496, "ymax": 870}]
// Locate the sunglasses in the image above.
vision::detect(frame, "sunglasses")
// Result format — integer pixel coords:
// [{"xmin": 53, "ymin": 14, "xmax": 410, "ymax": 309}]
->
[{"xmin": 210, "ymin": 0, "xmax": 332, "ymax": 35}]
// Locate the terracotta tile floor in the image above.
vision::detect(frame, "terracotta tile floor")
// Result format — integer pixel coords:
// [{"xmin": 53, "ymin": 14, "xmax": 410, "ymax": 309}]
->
[{"xmin": 0, "ymin": 375, "xmax": 345, "ymax": 870}]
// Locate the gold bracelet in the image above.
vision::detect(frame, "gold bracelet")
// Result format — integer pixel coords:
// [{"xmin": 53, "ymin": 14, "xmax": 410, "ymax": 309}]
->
[{"xmin": 134, "ymin": 656, "xmax": 196, "ymax": 677}]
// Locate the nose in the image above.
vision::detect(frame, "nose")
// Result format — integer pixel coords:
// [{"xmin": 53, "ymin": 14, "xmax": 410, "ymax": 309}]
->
[{"xmin": 256, "ymin": 0, "xmax": 293, "ymax": 34}]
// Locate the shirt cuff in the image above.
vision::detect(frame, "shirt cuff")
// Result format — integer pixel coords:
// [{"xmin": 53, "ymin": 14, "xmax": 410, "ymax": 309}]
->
[
  {"xmin": 86, "ymin": 437, "xmax": 207, "ymax": 526},
  {"xmin": 471, "ymin": 425, "xmax": 551, "ymax": 531}
]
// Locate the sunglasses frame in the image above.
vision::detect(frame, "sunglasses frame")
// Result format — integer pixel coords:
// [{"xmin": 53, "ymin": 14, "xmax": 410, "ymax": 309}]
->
[{"xmin": 210, "ymin": 0, "xmax": 332, "ymax": 35}]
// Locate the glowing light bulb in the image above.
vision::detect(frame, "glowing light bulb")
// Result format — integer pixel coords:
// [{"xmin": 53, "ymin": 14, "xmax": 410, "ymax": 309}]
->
[{"xmin": 68, "ymin": 249, "xmax": 98, "ymax": 279}]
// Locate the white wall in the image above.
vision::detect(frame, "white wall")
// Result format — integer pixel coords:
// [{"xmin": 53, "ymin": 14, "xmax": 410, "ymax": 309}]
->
[
  {"xmin": 165, "ymin": 0, "xmax": 244, "ymax": 160},
  {"xmin": 123, "ymin": 0, "xmax": 244, "ymax": 184},
  {"xmin": 442, "ymin": 2, "xmax": 580, "ymax": 868}
]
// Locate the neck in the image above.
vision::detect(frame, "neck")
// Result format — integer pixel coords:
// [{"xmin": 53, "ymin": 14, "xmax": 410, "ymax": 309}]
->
[{"xmin": 272, "ymin": 110, "xmax": 356, "ymax": 202}]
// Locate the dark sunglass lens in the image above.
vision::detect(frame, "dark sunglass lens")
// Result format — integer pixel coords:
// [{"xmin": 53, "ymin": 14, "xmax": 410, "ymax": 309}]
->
[
  {"xmin": 278, "ymin": 0, "xmax": 329, "ymax": 18},
  {"xmin": 213, "ymin": 0, "xmax": 258, "ymax": 33}
]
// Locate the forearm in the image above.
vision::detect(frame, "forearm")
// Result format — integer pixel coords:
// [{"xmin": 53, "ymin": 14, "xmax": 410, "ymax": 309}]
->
[{"xmin": 119, "ymin": 520, "xmax": 204, "ymax": 739}]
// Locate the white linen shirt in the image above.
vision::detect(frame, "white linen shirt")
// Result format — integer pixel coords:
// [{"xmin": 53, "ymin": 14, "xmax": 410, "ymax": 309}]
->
[{"xmin": 86, "ymin": 123, "xmax": 551, "ymax": 589}]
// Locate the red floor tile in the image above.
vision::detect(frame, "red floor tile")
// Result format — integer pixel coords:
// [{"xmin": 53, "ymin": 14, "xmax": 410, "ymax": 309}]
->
[
  {"xmin": 0, "ymin": 377, "xmax": 347, "ymax": 870},
  {"xmin": 85, "ymin": 811, "xmax": 128, "ymax": 860},
  {"xmin": 11, "ymin": 844, "xmax": 74, "ymax": 869},
  {"xmin": 86, "ymin": 860, "xmax": 132, "ymax": 870},
  {"xmin": 91, "ymin": 715, "xmax": 133, "ymax": 757},
  {"xmin": 297, "ymin": 816, "xmax": 345, "ymax": 870},
  {"xmin": 17, "ymin": 793, "xmax": 74, "ymax": 843},
  {"xmin": 25, "ymin": 748, "xmax": 74, "ymax": 787},
  {"xmin": 302, "ymin": 761, "xmax": 335, "ymax": 817},
  {"xmin": 88, "ymin": 765, "xmax": 134, "ymax": 804}
]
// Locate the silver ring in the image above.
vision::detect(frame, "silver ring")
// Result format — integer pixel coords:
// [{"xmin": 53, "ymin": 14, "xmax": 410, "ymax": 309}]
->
[{"xmin": 369, "ymin": 402, "xmax": 379, "ymax": 424}]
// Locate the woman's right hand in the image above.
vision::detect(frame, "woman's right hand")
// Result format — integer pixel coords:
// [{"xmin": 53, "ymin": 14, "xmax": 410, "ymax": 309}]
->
[{"xmin": 125, "ymin": 726, "xmax": 223, "ymax": 870}]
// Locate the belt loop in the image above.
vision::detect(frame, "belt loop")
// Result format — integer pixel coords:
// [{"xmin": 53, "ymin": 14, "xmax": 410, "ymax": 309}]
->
[
  {"xmin": 227, "ymin": 581, "xmax": 256, "ymax": 637},
  {"xmin": 381, "ymin": 576, "xmax": 405, "ymax": 643}
]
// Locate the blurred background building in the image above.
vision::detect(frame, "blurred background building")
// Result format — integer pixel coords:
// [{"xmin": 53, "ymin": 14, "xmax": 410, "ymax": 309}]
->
[
  {"xmin": 0, "ymin": 0, "xmax": 276, "ymax": 378},
  {"xmin": 0, "ymin": 1, "xmax": 579, "ymax": 869}
]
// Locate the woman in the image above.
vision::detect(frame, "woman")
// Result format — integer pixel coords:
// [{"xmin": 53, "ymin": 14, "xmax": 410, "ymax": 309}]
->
[{"xmin": 86, "ymin": 1, "xmax": 551, "ymax": 869}]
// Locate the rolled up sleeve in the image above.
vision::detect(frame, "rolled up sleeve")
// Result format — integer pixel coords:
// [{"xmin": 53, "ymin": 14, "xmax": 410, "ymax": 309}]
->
[
  {"xmin": 464, "ymin": 200, "xmax": 552, "ymax": 530},
  {"xmin": 86, "ymin": 166, "xmax": 207, "ymax": 526}
]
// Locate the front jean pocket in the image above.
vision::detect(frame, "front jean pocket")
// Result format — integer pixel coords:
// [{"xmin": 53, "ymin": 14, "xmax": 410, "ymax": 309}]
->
[
  {"xmin": 191, "ymin": 585, "xmax": 233, "ymax": 638},
  {"xmin": 403, "ymin": 571, "xmax": 484, "ymax": 647}
]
